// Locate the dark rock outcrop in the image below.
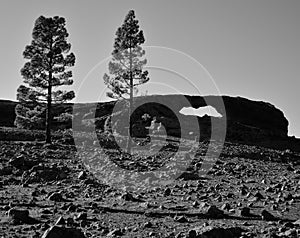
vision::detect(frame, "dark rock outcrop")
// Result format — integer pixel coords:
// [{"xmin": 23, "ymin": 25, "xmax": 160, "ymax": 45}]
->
[
  {"xmin": 79, "ymin": 95, "xmax": 289, "ymax": 144},
  {"xmin": 1, "ymin": 95, "xmax": 298, "ymax": 150}
]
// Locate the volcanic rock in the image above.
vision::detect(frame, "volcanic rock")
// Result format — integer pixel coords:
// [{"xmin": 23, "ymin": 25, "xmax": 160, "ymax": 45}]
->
[
  {"xmin": 8, "ymin": 208, "xmax": 29, "ymax": 221},
  {"xmin": 8, "ymin": 208, "xmax": 38, "ymax": 224},
  {"xmin": 75, "ymin": 212, "xmax": 87, "ymax": 220},
  {"xmin": 174, "ymin": 215, "xmax": 189, "ymax": 223},
  {"xmin": 204, "ymin": 205, "xmax": 225, "ymax": 218},
  {"xmin": 238, "ymin": 207, "xmax": 251, "ymax": 217},
  {"xmin": 55, "ymin": 216, "xmax": 65, "ymax": 225},
  {"xmin": 197, "ymin": 226, "xmax": 244, "ymax": 238},
  {"xmin": 48, "ymin": 192, "xmax": 65, "ymax": 202},
  {"xmin": 107, "ymin": 228, "xmax": 124, "ymax": 237},
  {"xmin": 261, "ymin": 210, "xmax": 276, "ymax": 221},
  {"xmin": 78, "ymin": 171, "xmax": 87, "ymax": 180},
  {"xmin": 164, "ymin": 188, "xmax": 171, "ymax": 196},
  {"xmin": 41, "ymin": 225, "xmax": 86, "ymax": 238},
  {"xmin": 186, "ymin": 229, "xmax": 197, "ymax": 238},
  {"xmin": 178, "ymin": 172, "xmax": 201, "ymax": 181}
]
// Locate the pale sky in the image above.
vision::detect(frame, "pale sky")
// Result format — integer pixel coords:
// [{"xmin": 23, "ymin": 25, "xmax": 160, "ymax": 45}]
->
[{"xmin": 0, "ymin": 0, "xmax": 299, "ymax": 137}]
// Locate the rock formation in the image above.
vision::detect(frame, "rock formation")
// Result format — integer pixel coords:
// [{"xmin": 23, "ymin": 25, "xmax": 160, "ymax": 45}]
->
[{"xmin": 1, "ymin": 95, "xmax": 297, "ymax": 150}]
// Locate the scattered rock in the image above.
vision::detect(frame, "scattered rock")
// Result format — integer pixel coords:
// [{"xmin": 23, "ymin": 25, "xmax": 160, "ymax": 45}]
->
[
  {"xmin": 76, "ymin": 212, "xmax": 87, "ymax": 220},
  {"xmin": 78, "ymin": 171, "xmax": 87, "ymax": 180},
  {"xmin": 143, "ymin": 221, "xmax": 153, "ymax": 228},
  {"xmin": 48, "ymin": 192, "xmax": 65, "ymax": 202},
  {"xmin": 293, "ymin": 219, "xmax": 300, "ymax": 226},
  {"xmin": 186, "ymin": 229, "xmax": 197, "ymax": 238},
  {"xmin": 164, "ymin": 188, "xmax": 171, "ymax": 196},
  {"xmin": 254, "ymin": 192, "xmax": 264, "ymax": 200},
  {"xmin": 55, "ymin": 216, "xmax": 65, "ymax": 225},
  {"xmin": 121, "ymin": 192, "xmax": 143, "ymax": 202},
  {"xmin": 192, "ymin": 201, "xmax": 199, "ymax": 208},
  {"xmin": 0, "ymin": 166, "xmax": 13, "ymax": 176},
  {"xmin": 221, "ymin": 203, "xmax": 231, "ymax": 211},
  {"xmin": 107, "ymin": 228, "xmax": 124, "ymax": 237},
  {"xmin": 22, "ymin": 163, "xmax": 69, "ymax": 184},
  {"xmin": 174, "ymin": 215, "xmax": 189, "ymax": 223},
  {"xmin": 9, "ymin": 155, "xmax": 37, "ymax": 170}
]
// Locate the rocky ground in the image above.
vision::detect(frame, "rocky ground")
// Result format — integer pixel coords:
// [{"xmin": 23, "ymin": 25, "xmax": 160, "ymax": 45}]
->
[{"xmin": 0, "ymin": 135, "xmax": 300, "ymax": 238}]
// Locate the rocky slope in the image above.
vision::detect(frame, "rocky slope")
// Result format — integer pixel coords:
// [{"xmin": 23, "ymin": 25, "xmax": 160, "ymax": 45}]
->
[{"xmin": 0, "ymin": 136, "xmax": 300, "ymax": 237}]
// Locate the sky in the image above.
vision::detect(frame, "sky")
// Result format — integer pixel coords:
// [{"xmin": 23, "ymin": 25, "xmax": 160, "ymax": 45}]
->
[{"xmin": 0, "ymin": 0, "xmax": 299, "ymax": 137}]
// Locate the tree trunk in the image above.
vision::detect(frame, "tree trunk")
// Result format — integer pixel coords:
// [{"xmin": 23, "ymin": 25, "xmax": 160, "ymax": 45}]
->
[
  {"xmin": 46, "ymin": 59, "xmax": 52, "ymax": 144},
  {"xmin": 126, "ymin": 75, "xmax": 133, "ymax": 153},
  {"xmin": 126, "ymin": 44, "xmax": 133, "ymax": 153},
  {"xmin": 46, "ymin": 82, "xmax": 52, "ymax": 144}
]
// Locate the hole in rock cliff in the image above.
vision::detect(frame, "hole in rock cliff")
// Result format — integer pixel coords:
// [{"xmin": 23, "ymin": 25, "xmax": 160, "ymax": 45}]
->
[{"xmin": 179, "ymin": 106, "xmax": 222, "ymax": 118}]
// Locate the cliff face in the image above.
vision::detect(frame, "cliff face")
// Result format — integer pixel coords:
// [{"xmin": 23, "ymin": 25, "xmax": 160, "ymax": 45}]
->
[
  {"xmin": 0, "ymin": 95, "xmax": 289, "ymax": 144},
  {"xmin": 86, "ymin": 95, "xmax": 288, "ymax": 142}
]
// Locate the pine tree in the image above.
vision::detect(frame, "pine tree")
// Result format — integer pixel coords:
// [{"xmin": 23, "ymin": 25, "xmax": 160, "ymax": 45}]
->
[
  {"xmin": 103, "ymin": 10, "xmax": 149, "ymax": 153},
  {"xmin": 16, "ymin": 16, "xmax": 75, "ymax": 143}
]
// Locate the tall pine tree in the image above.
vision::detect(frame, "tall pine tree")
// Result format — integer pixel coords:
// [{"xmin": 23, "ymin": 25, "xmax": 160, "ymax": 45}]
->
[
  {"xmin": 103, "ymin": 10, "xmax": 149, "ymax": 153},
  {"xmin": 16, "ymin": 16, "xmax": 75, "ymax": 143}
]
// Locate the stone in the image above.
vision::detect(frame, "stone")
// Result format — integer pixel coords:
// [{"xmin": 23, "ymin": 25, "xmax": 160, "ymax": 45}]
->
[
  {"xmin": 143, "ymin": 221, "xmax": 153, "ymax": 228},
  {"xmin": 186, "ymin": 229, "xmax": 197, "ymax": 238},
  {"xmin": 8, "ymin": 208, "xmax": 29, "ymax": 221},
  {"xmin": 0, "ymin": 166, "xmax": 13, "ymax": 176},
  {"xmin": 76, "ymin": 212, "xmax": 87, "ymax": 220},
  {"xmin": 120, "ymin": 192, "xmax": 143, "ymax": 202},
  {"xmin": 293, "ymin": 219, "xmax": 300, "ymax": 226},
  {"xmin": 107, "ymin": 228, "xmax": 123, "ymax": 237},
  {"xmin": 239, "ymin": 207, "xmax": 251, "ymax": 217},
  {"xmin": 41, "ymin": 225, "xmax": 86, "ymax": 238},
  {"xmin": 283, "ymin": 229, "xmax": 297, "ymax": 237},
  {"xmin": 254, "ymin": 192, "xmax": 265, "ymax": 200},
  {"xmin": 197, "ymin": 226, "xmax": 244, "ymax": 238},
  {"xmin": 174, "ymin": 215, "xmax": 189, "ymax": 223},
  {"xmin": 164, "ymin": 188, "xmax": 171, "ymax": 196},
  {"xmin": 66, "ymin": 217, "xmax": 75, "ymax": 226},
  {"xmin": 8, "ymin": 208, "xmax": 38, "ymax": 224},
  {"xmin": 55, "ymin": 216, "xmax": 65, "ymax": 225},
  {"xmin": 261, "ymin": 210, "xmax": 276, "ymax": 221},
  {"xmin": 221, "ymin": 203, "xmax": 231, "ymax": 211},
  {"xmin": 78, "ymin": 171, "xmax": 87, "ymax": 180},
  {"xmin": 48, "ymin": 192, "xmax": 64, "ymax": 202},
  {"xmin": 177, "ymin": 172, "xmax": 200, "ymax": 180},
  {"xmin": 205, "ymin": 205, "xmax": 225, "ymax": 218}
]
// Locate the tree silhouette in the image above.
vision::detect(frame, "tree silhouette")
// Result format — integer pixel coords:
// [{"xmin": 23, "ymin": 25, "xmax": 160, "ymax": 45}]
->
[
  {"xmin": 15, "ymin": 16, "xmax": 75, "ymax": 143},
  {"xmin": 103, "ymin": 10, "xmax": 149, "ymax": 153}
]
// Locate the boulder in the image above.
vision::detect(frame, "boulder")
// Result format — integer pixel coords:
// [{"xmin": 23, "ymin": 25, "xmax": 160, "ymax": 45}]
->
[
  {"xmin": 261, "ymin": 210, "xmax": 276, "ymax": 221},
  {"xmin": 197, "ymin": 226, "xmax": 245, "ymax": 238},
  {"xmin": 8, "ymin": 208, "xmax": 39, "ymax": 224},
  {"xmin": 8, "ymin": 208, "xmax": 29, "ymax": 221},
  {"xmin": 48, "ymin": 192, "xmax": 65, "ymax": 202},
  {"xmin": 41, "ymin": 225, "xmax": 86, "ymax": 238},
  {"xmin": 204, "ymin": 205, "xmax": 225, "ymax": 218}
]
